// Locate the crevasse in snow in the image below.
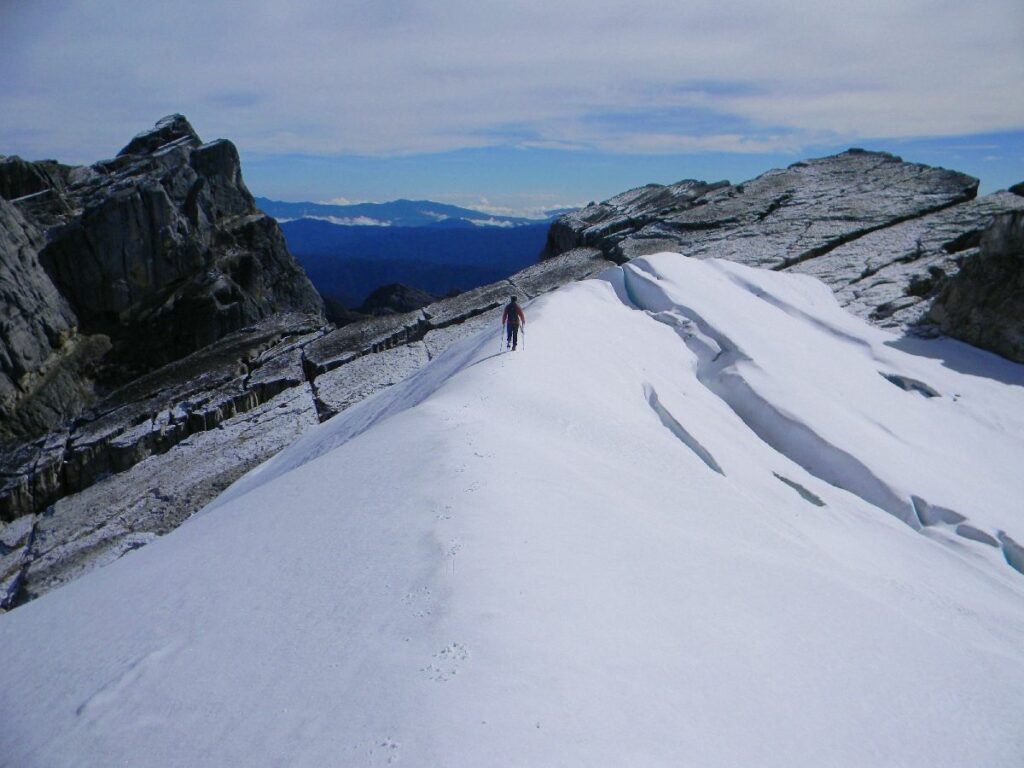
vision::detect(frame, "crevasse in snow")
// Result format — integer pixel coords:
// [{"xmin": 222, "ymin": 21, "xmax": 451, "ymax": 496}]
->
[{"xmin": 2, "ymin": 254, "xmax": 1023, "ymax": 767}]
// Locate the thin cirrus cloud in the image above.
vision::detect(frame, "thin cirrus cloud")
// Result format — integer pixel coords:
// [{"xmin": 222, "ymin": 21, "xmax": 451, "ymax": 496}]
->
[{"xmin": 0, "ymin": 0, "xmax": 1021, "ymax": 166}]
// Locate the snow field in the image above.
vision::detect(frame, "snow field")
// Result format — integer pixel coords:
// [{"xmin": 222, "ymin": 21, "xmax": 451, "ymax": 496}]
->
[{"xmin": 2, "ymin": 254, "xmax": 1023, "ymax": 767}]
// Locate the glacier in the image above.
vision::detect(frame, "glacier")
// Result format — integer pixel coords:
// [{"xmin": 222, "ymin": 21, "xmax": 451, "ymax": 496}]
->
[{"xmin": 2, "ymin": 253, "xmax": 1023, "ymax": 767}]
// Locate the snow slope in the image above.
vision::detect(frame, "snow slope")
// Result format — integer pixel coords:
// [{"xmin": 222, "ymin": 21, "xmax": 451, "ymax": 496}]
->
[{"xmin": 2, "ymin": 254, "xmax": 1023, "ymax": 767}]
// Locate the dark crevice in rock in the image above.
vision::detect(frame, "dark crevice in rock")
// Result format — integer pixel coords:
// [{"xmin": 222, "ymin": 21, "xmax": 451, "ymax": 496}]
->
[
  {"xmin": 1, "ymin": 516, "xmax": 38, "ymax": 611},
  {"xmin": 774, "ymin": 193, "xmax": 978, "ymax": 271},
  {"xmin": 757, "ymin": 193, "xmax": 792, "ymax": 221},
  {"xmin": 942, "ymin": 229, "xmax": 983, "ymax": 254},
  {"xmin": 300, "ymin": 346, "xmax": 334, "ymax": 423}
]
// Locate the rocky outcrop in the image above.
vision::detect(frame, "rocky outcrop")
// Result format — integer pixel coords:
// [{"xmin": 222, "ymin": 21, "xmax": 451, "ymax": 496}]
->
[
  {"xmin": 358, "ymin": 283, "xmax": 439, "ymax": 315},
  {"xmin": 0, "ymin": 115, "xmax": 323, "ymax": 440},
  {"xmin": 541, "ymin": 150, "xmax": 1024, "ymax": 330},
  {"xmin": 928, "ymin": 211, "xmax": 1024, "ymax": 362}
]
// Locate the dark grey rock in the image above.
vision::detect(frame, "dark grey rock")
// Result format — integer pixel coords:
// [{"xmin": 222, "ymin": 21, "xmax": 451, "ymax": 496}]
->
[
  {"xmin": 302, "ymin": 310, "xmax": 427, "ymax": 375},
  {"xmin": 928, "ymin": 211, "xmax": 1024, "ymax": 362},
  {"xmin": 116, "ymin": 114, "xmax": 201, "ymax": 158},
  {"xmin": 0, "ymin": 156, "xmax": 74, "ymax": 202},
  {"xmin": 0, "ymin": 513, "xmax": 37, "ymax": 609},
  {"xmin": 422, "ymin": 281, "xmax": 517, "ymax": 329},
  {"xmin": 0, "ymin": 115, "xmax": 324, "ymax": 441},
  {"xmin": 0, "ymin": 313, "xmax": 322, "ymax": 523},
  {"xmin": 0, "ymin": 197, "xmax": 111, "ymax": 439},
  {"xmin": 8, "ymin": 380, "xmax": 319, "ymax": 608},
  {"xmin": 358, "ymin": 283, "xmax": 439, "ymax": 315},
  {"xmin": 315, "ymin": 342, "xmax": 430, "ymax": 418}
]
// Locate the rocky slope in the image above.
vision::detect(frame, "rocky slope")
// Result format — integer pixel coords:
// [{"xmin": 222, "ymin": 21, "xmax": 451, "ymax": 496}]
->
[
  {"xmin": 542, "ymin": 149, "xmax": 1024, "ymax": 336},
  {"xmin": 3, "ymin": 138, "xmax": 1022, "ymax": 611},
  {"xmin": 0, "ymin": 115, "xmax": 324, "ymax": 442}
]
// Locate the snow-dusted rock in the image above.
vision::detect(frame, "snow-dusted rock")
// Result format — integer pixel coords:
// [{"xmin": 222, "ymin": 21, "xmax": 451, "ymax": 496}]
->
[
  {"xmin": 0, "ymin": 313, "xmax": 322, "ymax": 518},
  {"xmin": 10, "ymin": 381, "xmax": 318, "ymax": 607},
  {"xmin": 302, "ymin": 310, "xmax": 427, "ymax": 374},
  {"xmin": 542, "ymin": 149, "xmax": 1024, "ymax": 334},
  {"xmin": 314, "ymin": 342, "xmax": 430, "ymax": 418}
]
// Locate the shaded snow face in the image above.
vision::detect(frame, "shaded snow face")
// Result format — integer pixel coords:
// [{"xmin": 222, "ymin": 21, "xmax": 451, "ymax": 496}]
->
[{"xmin": 3, "ymin": 254, "xmax": 1024, "ymax": 768}]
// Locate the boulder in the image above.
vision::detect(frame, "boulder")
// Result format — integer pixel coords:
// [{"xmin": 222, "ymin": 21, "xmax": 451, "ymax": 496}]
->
[
  {"xmin": 358, "ymin": 283, "xmax": 439, "ymax": 315},
  {"xmin": 928, "ymin": 211, "xmax": 1024, "ymax": 362}
]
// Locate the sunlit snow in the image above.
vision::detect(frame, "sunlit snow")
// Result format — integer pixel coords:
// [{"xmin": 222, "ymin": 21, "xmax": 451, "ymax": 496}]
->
[{"xmin": 2, "ymin": 254, "xmax": 1022, "ymax": 767}]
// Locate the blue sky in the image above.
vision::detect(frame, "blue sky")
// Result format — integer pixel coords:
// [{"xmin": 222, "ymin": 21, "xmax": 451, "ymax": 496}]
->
[{"xmin": 2, "ymin": 0, "xmax": 1022, "ymax": 216}]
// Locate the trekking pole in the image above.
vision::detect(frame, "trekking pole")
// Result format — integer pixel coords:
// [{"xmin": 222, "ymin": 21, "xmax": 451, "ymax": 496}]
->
[{"xmin": 522, "ymin": 325, "xmax": 526, "ymax": 350}]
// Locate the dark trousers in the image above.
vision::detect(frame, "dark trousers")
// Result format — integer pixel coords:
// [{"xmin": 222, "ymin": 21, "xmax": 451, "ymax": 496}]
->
[{"xmin": 506, "ymin": 324, "xmax": 519, "ymax": 349}]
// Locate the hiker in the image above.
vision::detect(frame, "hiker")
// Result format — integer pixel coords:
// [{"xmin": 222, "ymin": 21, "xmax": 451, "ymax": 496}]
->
[{"xmin": 502, "ymin": 295, "xmax": 526, "ymax": 351}]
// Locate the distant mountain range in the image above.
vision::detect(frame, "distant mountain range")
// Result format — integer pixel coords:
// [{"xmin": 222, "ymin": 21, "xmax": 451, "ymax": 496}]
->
[
  {"xmin": 256, "ymin": 197, "xmax": 566, "ymax": 309},
  {"xmin": 277, "ymin": 218, "xmax": 550, "ymax": 309},
  {"xmin": 254, "ymin": 197, "xmax": 568, "ymax": 228}
]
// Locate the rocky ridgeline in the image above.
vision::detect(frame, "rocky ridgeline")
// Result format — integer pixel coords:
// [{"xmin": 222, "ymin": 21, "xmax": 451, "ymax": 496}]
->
[
  {"xmin": 542, "ymin": 149, "xmax": 1024, "ymax": 338},
  {"xmin": 3, "ymin": 127, "xmax": 1022, "ymax": 610}
]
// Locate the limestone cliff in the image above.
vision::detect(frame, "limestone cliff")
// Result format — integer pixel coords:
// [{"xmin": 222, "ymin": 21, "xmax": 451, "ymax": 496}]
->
[{"xmin": 0, "ymin": 115, "xmax": 323, "ymax": 440}]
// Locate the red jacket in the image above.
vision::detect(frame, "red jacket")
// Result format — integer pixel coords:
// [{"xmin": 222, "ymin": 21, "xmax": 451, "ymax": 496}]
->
[{"xmin": 502, "ymin": 303, "xmax": 525, "ymax": 328}]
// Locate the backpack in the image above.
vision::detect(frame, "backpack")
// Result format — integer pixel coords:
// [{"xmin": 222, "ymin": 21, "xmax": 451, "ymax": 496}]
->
[{"xmin": 506, "ymin": 302, "xmax": 521, "ymax": 328}]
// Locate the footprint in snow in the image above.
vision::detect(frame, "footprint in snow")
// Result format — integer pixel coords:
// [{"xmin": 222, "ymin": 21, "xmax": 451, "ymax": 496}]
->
[{"xmin": 421, "ymin": 643, "xmax": 470, "ymax": 682}]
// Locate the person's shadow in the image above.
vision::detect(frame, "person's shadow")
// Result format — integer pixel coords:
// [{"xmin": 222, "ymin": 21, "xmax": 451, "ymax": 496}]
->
[{"xmin": 467, "ymin": 351, "xmax": 506, "ymax": 370}]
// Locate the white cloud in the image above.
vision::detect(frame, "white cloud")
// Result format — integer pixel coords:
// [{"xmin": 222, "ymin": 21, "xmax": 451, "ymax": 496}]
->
[
  {"xmin": 452, "ymin": 196, "xmax": 586, "ymax": 220},
  {"xmin": 467, "ymin": 218, "xmax": 516, "ymax": 228},
  {"xmin": 0, "ymin": 0, "xmax": 1021, "ymax": 162},
  {"xmin": 320, "ymin": 196, "xmax": 364, "ymax": 205},
  {"xmin": 304, "ymin": 215, "xmax": 390, "ymax": 227}
]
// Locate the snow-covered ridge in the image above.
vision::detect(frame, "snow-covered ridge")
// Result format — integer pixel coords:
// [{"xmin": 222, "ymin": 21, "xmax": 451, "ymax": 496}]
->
[{"xmin": 3, "ymin": 254, "xmax": 1023, "ymax": 767}]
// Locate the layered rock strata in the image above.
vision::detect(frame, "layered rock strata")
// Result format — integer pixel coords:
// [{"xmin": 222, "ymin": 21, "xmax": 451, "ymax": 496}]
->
[
  {"xmin": 542, "ymin": 150, "xmax": 1024, "ymax": 331},
  {"xmin": 0, "ymin": 115, "xmax": 323, "ymax": 441}
]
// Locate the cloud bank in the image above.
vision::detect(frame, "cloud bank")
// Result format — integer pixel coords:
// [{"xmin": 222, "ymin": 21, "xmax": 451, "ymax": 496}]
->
[{"xmin": 1, "ymin": 0, "xmax": 1021, "ymax": 163}]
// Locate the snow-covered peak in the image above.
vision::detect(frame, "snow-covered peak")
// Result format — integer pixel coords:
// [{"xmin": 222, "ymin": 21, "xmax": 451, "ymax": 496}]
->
[{"xmin": 3, "ymin": 254, "xmax": 1023, "ymax": 766}]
